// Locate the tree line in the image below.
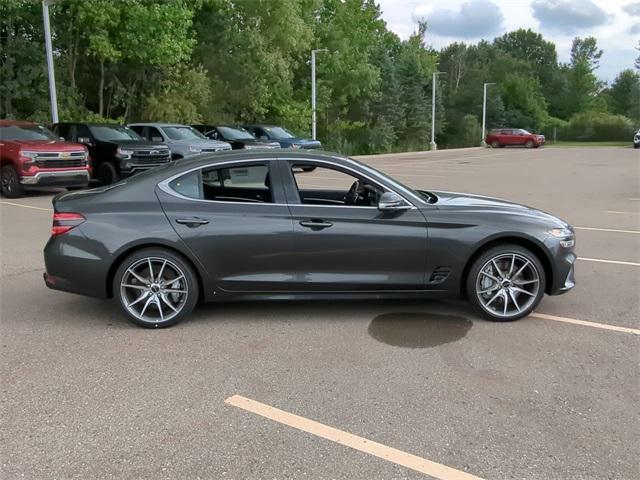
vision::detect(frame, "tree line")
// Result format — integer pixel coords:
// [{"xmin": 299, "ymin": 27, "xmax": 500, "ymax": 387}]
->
[{"xmin": 1, "ymin": 0, "xmax": 639, "ymax": 154}]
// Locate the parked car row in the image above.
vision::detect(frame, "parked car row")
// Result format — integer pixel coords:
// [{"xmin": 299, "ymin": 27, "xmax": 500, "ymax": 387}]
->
[{"xmin": 1, "ymin": 119, "xmax": 322, "ymax": 198}]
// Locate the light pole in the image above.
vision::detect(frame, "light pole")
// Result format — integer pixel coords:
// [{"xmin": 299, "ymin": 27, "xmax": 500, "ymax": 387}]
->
[
  {"xmin": 430, "ymin": 71, "xmax": 445, "ymax": 151},
  {"xmin": 311, "ymin": 49, "xmax": 328, "ymax": 140},
  {"xmin": 42, "ymin": 0, "xmax": 58, "ymax": 123},
  {"xmin": 481, "ymin": 82, "xmax": 496, "ymax": 146}
]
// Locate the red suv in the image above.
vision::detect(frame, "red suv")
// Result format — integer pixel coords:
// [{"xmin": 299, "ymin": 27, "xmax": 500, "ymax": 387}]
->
[
  {"xmin": 0, "ymin": 120, "xmax": 90, "ymax": 198},
  {"xmin": 485, "ymin": 128, "xmax": 545, "ymax": 148}
]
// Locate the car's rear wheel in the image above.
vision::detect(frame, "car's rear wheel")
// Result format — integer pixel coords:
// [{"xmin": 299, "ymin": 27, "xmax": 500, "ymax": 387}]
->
[
  {"xmin": 113, "ymin": 248, "xmax": 199, "ymax": 328},
  {"xmin": 466, "ymin": 245, "xmax": 546, "ymax": 321},
  {"xmin": 1, "ymin": 165, "xmax": 24, "ymax": 198},
  {"xmin": 491, "ymin": 140, "xmax": 500, "ymax": 148},
  {"xmin": 524, "ymin": 140, "xmax": 534, "ymax": 148},
  {"xmin": 97, "ymin": 162, "xmax": 118, "ymax": 186}
]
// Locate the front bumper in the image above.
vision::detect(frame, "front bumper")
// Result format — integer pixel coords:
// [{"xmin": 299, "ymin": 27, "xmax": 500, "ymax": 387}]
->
[
  {"xmin": 20, "ymin": 170, "xmax": 90, "ymax": 187},
  {"xmin": 548, "ymin": 250, "xmax": 577, "ymax": 295}
]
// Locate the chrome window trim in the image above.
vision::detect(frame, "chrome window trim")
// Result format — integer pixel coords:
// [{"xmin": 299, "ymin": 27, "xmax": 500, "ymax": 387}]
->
[{"xmin": 157, "ymin": 156, "xmax": 420, "ymax": 209}]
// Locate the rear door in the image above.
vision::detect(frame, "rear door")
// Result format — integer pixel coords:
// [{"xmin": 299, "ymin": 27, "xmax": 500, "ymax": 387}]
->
[{"xmin": 156, "ymin": 159, "xmax": 296, "ymax": 293}]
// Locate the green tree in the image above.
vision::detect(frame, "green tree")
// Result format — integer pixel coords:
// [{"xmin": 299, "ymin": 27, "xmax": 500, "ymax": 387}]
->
[{"xmin": 606, "ymin": 69, "xmax": 640, "ymax": 121}]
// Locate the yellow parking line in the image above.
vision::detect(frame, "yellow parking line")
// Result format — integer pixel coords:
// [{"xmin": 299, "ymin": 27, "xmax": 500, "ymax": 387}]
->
[
  {"xmin": 531, "ymin": 313, "xmax": 640, "ymax": 335},
  {"xmin": 0, "ymin": 201, "xmax": 53, "ymax": 212},
  {"xmin": 578, "ymin": 257, "xmax": 640, "ymax": 267},
  {"xmin": 225, "ymin": 395, "xmax": 485, "ymax": 480},
  {"xmin": 574, "ymin": 226, "xmax": 640, "ymax": 234}
]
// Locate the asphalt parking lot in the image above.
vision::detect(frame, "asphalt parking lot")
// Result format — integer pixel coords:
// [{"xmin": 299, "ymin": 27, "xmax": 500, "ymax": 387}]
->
[{"xmin": 1, "ymin": 146, "xmax": 638, "ymax": 479}]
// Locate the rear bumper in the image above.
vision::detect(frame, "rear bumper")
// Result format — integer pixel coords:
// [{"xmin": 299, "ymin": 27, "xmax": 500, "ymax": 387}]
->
[{"xmin": 21, "ymin": 170, "xmax": 90, "ymax": 187}]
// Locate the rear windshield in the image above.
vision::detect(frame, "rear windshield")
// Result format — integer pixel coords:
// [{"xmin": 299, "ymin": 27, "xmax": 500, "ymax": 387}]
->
[{"xmin": 0, "ymin": 124, "xmax": 58, "ymax": 141}]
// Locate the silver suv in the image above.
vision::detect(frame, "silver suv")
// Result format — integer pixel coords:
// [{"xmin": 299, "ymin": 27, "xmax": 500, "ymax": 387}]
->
[{"xmin": 128, "ymin": 123, "xmax": 231, "ymax": 159}]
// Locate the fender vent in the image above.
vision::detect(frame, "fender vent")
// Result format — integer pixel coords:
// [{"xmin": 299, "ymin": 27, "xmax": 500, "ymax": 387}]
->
[{"xmin": 429, "ymin": 266, "xmax": 452, "ymax": 283}]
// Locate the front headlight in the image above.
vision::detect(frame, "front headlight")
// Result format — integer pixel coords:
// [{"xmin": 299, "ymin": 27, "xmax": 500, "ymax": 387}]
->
[
  {"xmin": 188, "ymin": 145, "xmax": 202, "ymax": 153},
  {"xmin": 20, "ymin": 151, "xmax": 39, "ymax": 159},
  {"xmin": 549, "ymin": 227, "xmax": 575, "ymax": 248},
  {"xmin": 116, "ymin": 148, "xmax": 133, "ymax": 159}
]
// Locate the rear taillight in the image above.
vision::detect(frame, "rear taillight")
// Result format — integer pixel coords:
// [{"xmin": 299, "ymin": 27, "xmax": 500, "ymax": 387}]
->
[{"xmin": 51, "ymin": 212, "xmax": 85, "ymax": 237}]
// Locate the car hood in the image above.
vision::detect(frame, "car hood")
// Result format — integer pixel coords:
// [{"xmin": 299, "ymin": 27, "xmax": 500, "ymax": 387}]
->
[
  {"xmin": 101, "ymin": 139, "xmax": 168, "ymax": 150},
  {"xmin": 284, "ymin": 137, "xmax": 321, "ymax": 146},
  {"xmin": 166, "ymin": 138, "xmax": 230, "ymax": 148},
  {"xmin": 238, "ymin": 138, "xmax": 281, "ymax": 147},
  {"xmin": 5, "ymin": 139, "xmax": 85, "ymax": 150},
  {"xmin": 432, "ymin": 190, "xmax": 569, "ymax": 227}
]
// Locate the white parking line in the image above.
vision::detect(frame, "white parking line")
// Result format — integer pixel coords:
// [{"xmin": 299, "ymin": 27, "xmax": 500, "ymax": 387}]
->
[
  {"xmin": 531, "ymin": 313, "xmax": 640, "ymax": 335},
  {"xmin": 578, "ymin": 257, "xmax": 640, "ymax": 267},
  {"xmin": 574, "ymin": 226, "xmax": 640, "ymax": 234},
  {"xmin": 225, "ymin": 395, "xmax": 485, "ymax": 480},
  {"xmin": 0, "ymin": 201, "xmax": 53, "ymax": 212},
  {"xmin": 607, "ymin": 210, "xmax": 639, "ymax": 215}
]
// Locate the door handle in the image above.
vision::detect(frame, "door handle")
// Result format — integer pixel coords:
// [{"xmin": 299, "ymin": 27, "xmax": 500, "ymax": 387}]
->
[
  {"xmin": 299, "ymin": 219, "xmax": 333, "ymax": 229},
  {"xmin": 176, "ymin": 217, "xmax": 209, "ymax": 227}
]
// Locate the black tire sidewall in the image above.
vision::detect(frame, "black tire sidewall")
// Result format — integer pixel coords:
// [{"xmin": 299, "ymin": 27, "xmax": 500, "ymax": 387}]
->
[
  {"xmin": 466, "ymin": 245, "xmax": 546, "ymax": 322},
  {"xmin": 98, "ymin": 162, "xmax": 118, "ymax": 186},
  {"xmin": 491, "ymin": 141, "xmax": 500, "ymax": 148},
  {"xmin": 1, "ymin": 166, "xmax": 23, "ymax": 198},
  {"xmin": 525, "ymin": 140, "xmax": 533, "ymax": 148},
  {"xmin": 113, "ymin": 248, "xmax": 199, "ymax": 328}
]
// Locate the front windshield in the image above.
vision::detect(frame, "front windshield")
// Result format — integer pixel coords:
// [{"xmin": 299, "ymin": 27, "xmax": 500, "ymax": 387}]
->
[
  {"xmin": 519, "ymin": 129, "xmax": 531, "ymax": 135},
  {"xmin": 264, "ymin": 126, "xmax": 295, "ymax": 139},
  {"xmin": 90, "ymin": 125, "xmax": 142, "ymax": 141},
  {"xmin": 218, "ymin": 126, "xmax": 255, "ymax": 140},
  {"xmin": 163, "ymin": 126, "xmax": 206, "ymax": 141},
  {"xmin": 0, "ymin": 124, "xmax": 58, "ymax": 141}
]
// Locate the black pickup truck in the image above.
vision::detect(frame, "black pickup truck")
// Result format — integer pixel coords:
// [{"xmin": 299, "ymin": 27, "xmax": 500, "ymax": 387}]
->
[{"xmin": 53, "ymin": 123, "xmax": 171, "ymax": 185}]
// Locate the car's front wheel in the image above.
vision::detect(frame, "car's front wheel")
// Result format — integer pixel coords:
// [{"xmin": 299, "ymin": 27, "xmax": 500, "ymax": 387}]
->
[
  {"xmin": 113, "ymin": 248, "xmax": 199, "ymax": 328},
  {"xmin": 491, "ymin": 140, "xmax": 501, "ymax": 148},
  {"xmin": 466, "ymin": 245, "xmax": 546, "ymax": 321},
  {"xmin": 524, "ymin": 140, "xmax": 534, "ymax": 148},
  {"xmin": 1, "ymin": 166, "xmax": 24, "ymax": 198}
]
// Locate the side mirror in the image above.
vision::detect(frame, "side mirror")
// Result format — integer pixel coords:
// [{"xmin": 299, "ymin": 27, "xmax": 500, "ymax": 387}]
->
[
  {"xmin": 77, "ymin": 137, "xmax": 92, "ymax": 145},
  {"xmin": 378, "ymin": 191, "xmax": 411, "ymax": 211},
  {"xmin": 259, "ymin": 135, "xmax": 268, "ymax": 141},
  {"xmin": 59, "ymin": 136, "xmax": 65, "ymax": 141}
]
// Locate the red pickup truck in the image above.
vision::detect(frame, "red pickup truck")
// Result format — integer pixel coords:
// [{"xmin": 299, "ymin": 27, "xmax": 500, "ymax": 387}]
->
[
  {"xmin": 0, "ymin": 120, "xmax": 90, "ymax": 198},
  {"xmin": 485, "ymin": 128, "xmax": 545, "ymax": 148}
]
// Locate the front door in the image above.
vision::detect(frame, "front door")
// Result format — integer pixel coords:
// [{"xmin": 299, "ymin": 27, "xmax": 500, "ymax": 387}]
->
[
  {"xmin": 156, "ymin": 160, "xmax": 296, "ymax": 292},
  {"xmin": 281, "ymin": 161, "xmax": 428, "ymax": 291}
]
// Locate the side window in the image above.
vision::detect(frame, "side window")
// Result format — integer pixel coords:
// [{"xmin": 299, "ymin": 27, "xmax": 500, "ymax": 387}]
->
[
  {"xmin": 55, "ymin": 124, "xmax": 70, "ymax": 139},
  {"xmin": 129, "ymin": 125, "xmax": 144, "ymax": 137},
  {"xmin": 290, "ymin": 164, "xmax": 383, "ymax": 207},
  {"xmin": 148, "ymin": 127, "xmax": 164, "ymax": 142},
  {"xmin": 169, "ymin": 164, "xmax": 272, "ymax": 203},
  {"xmin": 75, "ymin": 124, "xmax": 92, "ymax": 141},
  {"xmin": 254, "ymin": 127, "xmax": 266, "ymax": 139}
]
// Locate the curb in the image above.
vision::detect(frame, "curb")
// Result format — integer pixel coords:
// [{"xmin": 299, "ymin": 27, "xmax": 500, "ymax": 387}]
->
[{"xmin": 353, "ymin": 146, "xmax": 484, "ymax": 160}]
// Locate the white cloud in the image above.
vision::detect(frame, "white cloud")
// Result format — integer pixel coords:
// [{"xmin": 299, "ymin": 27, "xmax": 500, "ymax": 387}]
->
[
  {"xmin": 531, "ymin": 0, "xmax": 613, "ymax": 34},
  {"xmin": 412, "ymin": 0, "xmax": 505, "ymax": 38}
]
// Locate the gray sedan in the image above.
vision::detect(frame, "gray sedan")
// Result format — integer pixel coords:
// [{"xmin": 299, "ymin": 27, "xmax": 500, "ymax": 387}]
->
[{"xmin": 43, "ymin": 151, "xmax": 576, "ymax": 328}]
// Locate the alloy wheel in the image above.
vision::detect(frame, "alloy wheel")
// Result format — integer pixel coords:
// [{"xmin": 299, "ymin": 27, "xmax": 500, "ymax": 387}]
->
[
  {"xmin": 120, "ymin": 256, "xmax": 189, "ymax": 324},
  {"xmin": 475, "ymin": 253, "xmax": 540, "ymax": 318}
]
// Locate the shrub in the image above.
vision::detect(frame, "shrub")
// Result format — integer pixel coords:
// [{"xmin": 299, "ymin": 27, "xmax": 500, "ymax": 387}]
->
[{"xmin": 559, "ymin": 111, "xmax": 636, "ymax": 141}]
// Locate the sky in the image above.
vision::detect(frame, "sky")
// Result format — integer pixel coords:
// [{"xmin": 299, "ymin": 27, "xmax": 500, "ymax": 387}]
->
[{"xmin": 376, "ymin": 0, "xmax": 640, "ymax": 83}]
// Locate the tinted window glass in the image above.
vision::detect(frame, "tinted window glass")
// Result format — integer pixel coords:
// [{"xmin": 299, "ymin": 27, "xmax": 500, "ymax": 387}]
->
[
  {"xmin": 169, "ymin": 164, "xmax": 271, "ymax": 203},
  {"xmin": 148, "ymin": 127, "xmax": 164, "ymax": 142},
  {"xmin": 0, "ymin": 124, "xmax": 58, "ymax": 141},
  {"xmin": 163, "ymin": 126, "xmax": 205, "ymax": 141},
  {"xmin": 89, "ymin": 125, "xmax": 142, "ymax": 141}
]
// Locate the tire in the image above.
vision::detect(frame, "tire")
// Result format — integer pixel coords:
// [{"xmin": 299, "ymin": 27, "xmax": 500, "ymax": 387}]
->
[
  {"xmin": 466, "ymin": 244, "xmax": 546, "ymax": 322},
  {"xmin": 491, "ymin": 140, "xmax": 500, "ymax": 148},
  {"xmin": 1, "ymin": 165, "xmax": 24, "ymax": 198},
  {"xmin": 97, "ymin": 162, "xmax": 118, "ymax": 186},
  {"xmin": 524, "ymin": 140, "xmax": 534, "ymax": 148},
  {"xmin": 634, "ymin": 143, "xmax": 639, "ymax": 149},
  {"xmin": 113, "ymin": 248, "xmax": 199, "ymax": 328}
]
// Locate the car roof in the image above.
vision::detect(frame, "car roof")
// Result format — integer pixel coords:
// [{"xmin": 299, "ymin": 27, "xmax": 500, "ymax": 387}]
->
[{"xmin": 54, "ymin": 122, "xmax": 124, "ymax": 127}]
